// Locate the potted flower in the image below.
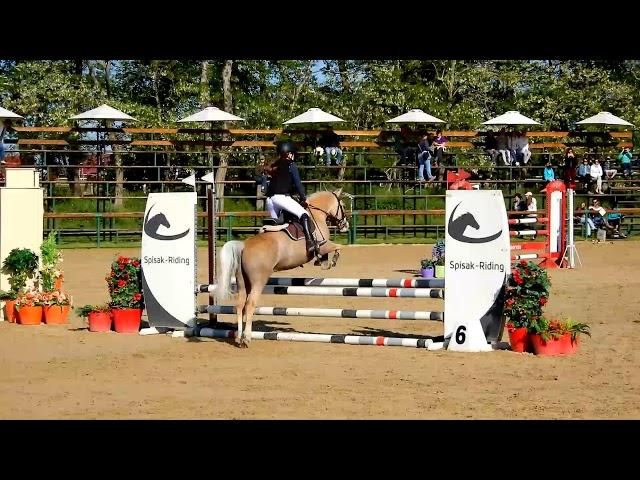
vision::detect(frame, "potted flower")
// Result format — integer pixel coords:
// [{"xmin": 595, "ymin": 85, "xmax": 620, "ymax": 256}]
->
[
  {"xmin": 14, "ymin": 290, "xmax": 44, "ymax": 325},
  {"xmin": 39, "ymin": 231, "xmax": 64, "ymax": 292},
  {"xmin": 40, "ymin": 290, "xmax": 72, "ymax": 325},
  {"xmin": 503, "ymin": 261, "xmax": 551, "ymax": 353},
  {"xmin": 106, "ymin": 256, "xmax": 144, "ymax": 333},
  {"xmin": 432, "ymin": 240, "xmax": 446, "ymax": 278},
  {"xmin": 0, "ymin": 289, "xmax": 19, "ymax": 323},
  {"xmin": 528, "ymin": 316, "xmax": 591, "ymax": 356},
  {"xmin": 76, "ymin": 304, "xmax": 112, "ymax": 332},
  {"xmin": 420, "ymin": 258, "xmax": 435, "ymax": 278},
  {"xmin": 1, "ymin": 248, "xmax": 39, "ymax": 323}
]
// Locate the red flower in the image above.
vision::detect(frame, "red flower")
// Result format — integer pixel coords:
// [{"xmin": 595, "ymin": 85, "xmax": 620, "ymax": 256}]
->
[
  {"xmin": 133, "ymin": 260, "xmax": 140, "ymax": 267},
  {"xmin": 506, "ymin": 298, "xmax": 515, "ymax": 306},
  {"xmin": 119, "ymin": 264, "xmax": 125, "ymax": 270},
  {"xmin": 539, "ymin": 297, "xmax": 547, "ymax": 306},
  {"xmin": 520, "ymin": 260, "xmax": 527, "ymax": 266},
  {"xmin": 133, "ymin": 293, "xmax": 142, "ymax": 301},
  {"xmin": 117, "ymin": 279, "xmax": 126, "ymax": 287}
]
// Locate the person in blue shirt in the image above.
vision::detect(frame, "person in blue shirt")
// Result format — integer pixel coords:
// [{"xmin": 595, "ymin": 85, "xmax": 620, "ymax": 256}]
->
[
  {"xmin": 543, "ymin": 161, "xmax": 555, "ymax": 183},
  {"xmin": 266, "ymin": 141, "xmax": 320, "ymax": 257},
  {"xmin": 618, "ymin": 146, "xmax": 633, "ymax": 177}
]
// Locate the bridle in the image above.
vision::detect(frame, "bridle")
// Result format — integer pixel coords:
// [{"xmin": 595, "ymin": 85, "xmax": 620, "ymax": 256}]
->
[{"xmin": 308, "ymin": 192, "xmax": 349, "ymax": 231}]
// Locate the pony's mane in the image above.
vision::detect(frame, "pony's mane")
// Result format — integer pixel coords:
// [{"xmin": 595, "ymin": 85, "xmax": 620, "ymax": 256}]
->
[{"xmin": 307, "ymin": 191, "xmax": 330, "ymax": 202}]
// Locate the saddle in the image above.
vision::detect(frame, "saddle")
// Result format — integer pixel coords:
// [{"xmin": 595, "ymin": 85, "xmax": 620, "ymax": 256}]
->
[{"xmin": 260, "ymin": 216, "xmax": 327, "ymax": 247}]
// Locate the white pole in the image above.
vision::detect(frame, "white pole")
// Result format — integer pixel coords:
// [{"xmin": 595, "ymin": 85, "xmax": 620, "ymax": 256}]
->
[{"xmin": 568, "ymin": 188, "xmax": 575, "ymax": 268}]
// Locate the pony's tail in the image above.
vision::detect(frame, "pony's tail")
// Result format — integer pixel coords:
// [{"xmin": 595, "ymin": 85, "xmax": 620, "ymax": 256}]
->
[{"xmin": 216, "ymin": 240, "xmax": 244, "ymax": 301}]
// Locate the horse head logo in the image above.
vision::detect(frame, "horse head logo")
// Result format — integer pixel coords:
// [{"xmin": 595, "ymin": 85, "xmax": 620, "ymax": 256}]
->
[
  {"xmin": 448, "ymin": 202, "xmax": 502, "ymax": 244},
  {"xmin": 144, "ymin": 204, "xmax": 190, "ymax": 241}
]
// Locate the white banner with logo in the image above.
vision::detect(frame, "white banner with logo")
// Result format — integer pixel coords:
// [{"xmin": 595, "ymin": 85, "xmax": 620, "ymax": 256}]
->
[
  {"xmin": 141, "ymin": 192, "xmax": 197, "ymax": 328},
  {"xmin": 444, "ymin": 190, "xmax": 510, "ymax": 352}
]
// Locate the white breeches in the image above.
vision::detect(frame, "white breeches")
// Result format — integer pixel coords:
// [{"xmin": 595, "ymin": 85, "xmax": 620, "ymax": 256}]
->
[{"xmin": 266, "ymin": 194, "xmax": 307, "ymax": 220}]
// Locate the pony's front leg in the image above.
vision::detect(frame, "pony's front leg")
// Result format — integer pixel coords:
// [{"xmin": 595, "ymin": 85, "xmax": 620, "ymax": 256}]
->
[{"xmin": 330, "ymin": 248, "xmax": 341, "ymax": 268}]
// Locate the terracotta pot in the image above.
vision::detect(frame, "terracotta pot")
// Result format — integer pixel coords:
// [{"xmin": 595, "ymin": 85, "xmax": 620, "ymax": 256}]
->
[
  {"xmin": 530, "ymin": 332, "xmax": 579, "ymax": 356},
  {"xmin": 3, "ymin": 299, "xmax": 18, "ymax": 323},
  {"xmin": 88, "ymin": 312, "xmax": 112, "ymax": 332},
  {"xmin": 112, "ymin": 308, "xmax": 142, "ymax": 333},
  {"xmin": 435, "ymin": 265, "xmax": 445, "ymax": 278},
  {"xmin": 17, "ymin": 305, "xmax": 43, "ymax": 325},
  {"xmin": 508, "ymin": 325, "xmax": 533, "ymax": 353},
  {"xmin": 43, "ymin": 305, "xmax": 70, "ymax": 325},
  {"xmin": 420, "ymin": 267, "xmax": 434, "ymax": 278}
]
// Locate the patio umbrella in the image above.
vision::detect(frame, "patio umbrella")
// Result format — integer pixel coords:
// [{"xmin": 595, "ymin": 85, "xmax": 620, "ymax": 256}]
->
[
  {"xmin": 385, "ymin": 108, "xmax": 444, "ymax": 124},
  {"xmin": 576, "ymin": 111, "xmax": 634, "ymax": 127},
  {"xmin": 283, "ymin": 107, "xmax": 345, "ymax": 125},
  {"xmin": 69, "ymin": 104, "xmax": 137, "ymax": 163},
  {"xmin": 482, "ymin": 111, "xmax": 540, "ymax": 126},
  {"xmin": 0, "ymin": 106, "xmax": 24, "ymax": 121},
  {"xmin": 69, "ymin": 104, "xmax": 136, "ymax": 210},
  {"xmin": 177, "ymin": 106, "xmax": 245, "ymax": 170}
]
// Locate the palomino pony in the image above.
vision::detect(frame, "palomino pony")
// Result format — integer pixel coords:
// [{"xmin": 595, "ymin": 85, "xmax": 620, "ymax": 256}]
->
[{"xmin": 216, "ymin": 189, "xmax": 350, "ymax": 347}]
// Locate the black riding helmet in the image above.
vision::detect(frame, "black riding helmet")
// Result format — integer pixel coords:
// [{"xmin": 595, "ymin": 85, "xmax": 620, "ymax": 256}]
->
[{"xmin": 277, "ymin": 141, "xmax": 297, "ymax": 157}]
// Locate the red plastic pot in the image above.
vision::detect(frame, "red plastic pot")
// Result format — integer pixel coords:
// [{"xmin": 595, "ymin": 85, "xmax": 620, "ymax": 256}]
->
[
  {"xmin": 508, "ymin": 325, "xmax": 533, "ymax": 353},
  {"xmin": 4, "ymin": 299, "xmax": 18, "ymax": 323},
  {"xmin": 43, "ymin": 305, "xmax": 70, "ymax": 325},
  {"xmin": 17, "ymin": 306, "xmax": 43, "ymax": 325},
  {"xmin": 530, "ymin": 333, "xmax": 579, "ymax": 356},
  {"xmin": 111, "ymin": 308, "xmax": 142, "ymax": 334},
  {"xmin": 88, "ymin": 312, "xmax": 112, "ymax": 332}
]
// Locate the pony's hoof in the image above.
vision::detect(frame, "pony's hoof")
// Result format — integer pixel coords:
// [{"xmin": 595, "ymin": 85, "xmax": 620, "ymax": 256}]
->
[
  {"xmin": 321, "ymin": 259, "xmax": 331, "ymax": 270},
  {"xmin": 241, "ymin": 337, "xmax": 251, "ymax": 348}
]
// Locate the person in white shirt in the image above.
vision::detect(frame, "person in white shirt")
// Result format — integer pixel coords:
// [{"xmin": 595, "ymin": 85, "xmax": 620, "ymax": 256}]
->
[
  {"xmin": 514, "ymin": 132, "xmax": 531, "ymax": 164},
  {"xmin": 525, "ymin": 191, "xmax": 537, "ymax": 218},
  {"xmin": 590, "ymin": 158, "xmax": 604, "ymax": 194},
  {"xmin": 0, "ymin": 119, "xmax": 13, "ymax": 164}
]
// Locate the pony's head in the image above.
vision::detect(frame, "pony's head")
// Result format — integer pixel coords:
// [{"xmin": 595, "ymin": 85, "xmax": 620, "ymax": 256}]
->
[{"xmin": 308, "ymin": 188, "xmax": 350, "ymax": 232}]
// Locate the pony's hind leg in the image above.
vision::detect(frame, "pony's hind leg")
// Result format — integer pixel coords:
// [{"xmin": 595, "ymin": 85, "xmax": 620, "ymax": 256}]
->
[
  {"xmin": 234, "ymin": 266, "xmax": 248, "ymax": 347},
  {"xmin": 241, "ymin": 275, "xmax": 270, "ymax": 348}
]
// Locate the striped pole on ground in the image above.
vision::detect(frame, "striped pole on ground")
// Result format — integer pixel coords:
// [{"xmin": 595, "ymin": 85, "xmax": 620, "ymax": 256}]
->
[
  {"xmin": 197, "ymin": 304, "xmax": 444, "ymax": 321},
  {"xmin": 512, "ymin": 253, "xmax": 550, "ymax": 261},
  {"xmin": 195, "ymin": 328, "xmax": 445, "ymax": 350}
]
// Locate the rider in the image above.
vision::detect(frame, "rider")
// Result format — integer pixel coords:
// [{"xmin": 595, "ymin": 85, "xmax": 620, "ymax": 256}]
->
[{"xmin": 266, "ymin": 141, "xmax": 321, "ymax": 258}]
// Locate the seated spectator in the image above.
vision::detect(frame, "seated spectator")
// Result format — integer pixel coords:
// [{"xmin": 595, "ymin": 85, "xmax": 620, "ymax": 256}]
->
[
  {"xmin": 590, "ymin": 158, "xmax": 604, "ymax": 194},
  {"xmin": 319, "ymin": 125, "xmax": 343, "ymax": 166},
  {"xmin": 416, "ymin": 133, "xmax": 435, "ymax": 182},
  {"xmin": 579, "ymin": 202, "xmax": 597, "ymax": 238},
  {"xmin": 618, "ymin": 146, "xmax": 632, "ymax": 177},
  {"xmin": 603, "ymin": 157, "xmax": 617, "ymax": 180},
  {"xmin": 0, "ymin": 119, "xmax": 14, "ymax": 164},
  {"xmin": 525, "ymin": 191, "xmax": 537, "ymax": 218},
  {"xmin": 511, "ymin": 131, "xmax": 531, "ymax": 165},
  {"xmin": 577, "ymin": 158, "xmax": 591, "ymax": 190},
  {"xmin": 513, "ymin": 192, "xmax": 527, "ymax": 212},
  {"xmin": 394, "ymin": 125, "xmax": 415, "ymax": 165},
  {"xmin": 543, "ymin": 162, "xmax": 555, "ymax": 183},
  {"xmin": 484, "ymin": 131, "xmax": 499, "ymax": 164},
  {"xmin": 432, "ymin": 129, "xmax": 447, "ymax": 165},
  {"xmin": 496, "ymin": 128, "xmax": 511, "ymax": 165}
]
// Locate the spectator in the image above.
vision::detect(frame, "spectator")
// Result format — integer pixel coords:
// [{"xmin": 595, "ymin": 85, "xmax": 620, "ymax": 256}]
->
[
  {"xmin": 579, "ymin": 202, "xmax": 597, "ymax": 238},
  {"xmin": 318, "ymin": 125, "xmax": 343, "ymax": 166},
  {"xmin": 484, "ymin": 131, "xmax": 499, "ymax": 164},
  {"xmin": 496, "ymin": 128, "xmax": 511, "ymax": 165},
  {"xmin": 590, "ymin": 158, "xmax": 604, "ymax": 194},
  {"xmin": 432, "ymin": 129, "xmax": 447, "ymax": 182},
  {"xmin": 563, "ymin": 148, "xmax": 577, "ymax": 186},
  {"xmin": 0, "ymin": 119, "xmax": 13, "ymax": 164},
  {"xmin": 417, "ymin": 133, "xmax": 435, "ymax": 182},
  {"xmin": 618, "ymin": 146, "xmax": 633, "ymax": 177},
  {"xmin": 513, "ymin": 193, "xmax": 527, "ymax": 212},
  {"xmin": 603, "ymin": 157, "xmax": 617, "ymax": 180},
  {"xmin": 588, "ymin": 198, "xmax": 615, "ymax": 231},
  {"xmin": 525, "ymin": 191, "xmax": 537, "ymax": 218},
  {"xmin": 393, "ymin": 125, "xmax": 415, "ymax": 166},
  {"xmin": 577, "ymin": 158, "xmax": 591, "ymax": 190},
  {"xmin": 543, "ymin": 161, "xmax": 555, "ymax": 183}
]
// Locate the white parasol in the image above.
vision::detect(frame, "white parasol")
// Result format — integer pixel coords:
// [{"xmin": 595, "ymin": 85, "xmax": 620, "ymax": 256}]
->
[
  {"xmin": 482, "ymin": 111, "xmax": 540, "ymax": 126},
  {"xmin": 385, "ymin": 109, "xmax": 444, "ymax": 124}
]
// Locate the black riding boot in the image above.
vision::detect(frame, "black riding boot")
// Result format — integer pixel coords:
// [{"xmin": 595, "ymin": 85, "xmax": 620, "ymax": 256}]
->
[{"xmin": 300, "ymin": 213, "xmax": 320, "ymax": 257}]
